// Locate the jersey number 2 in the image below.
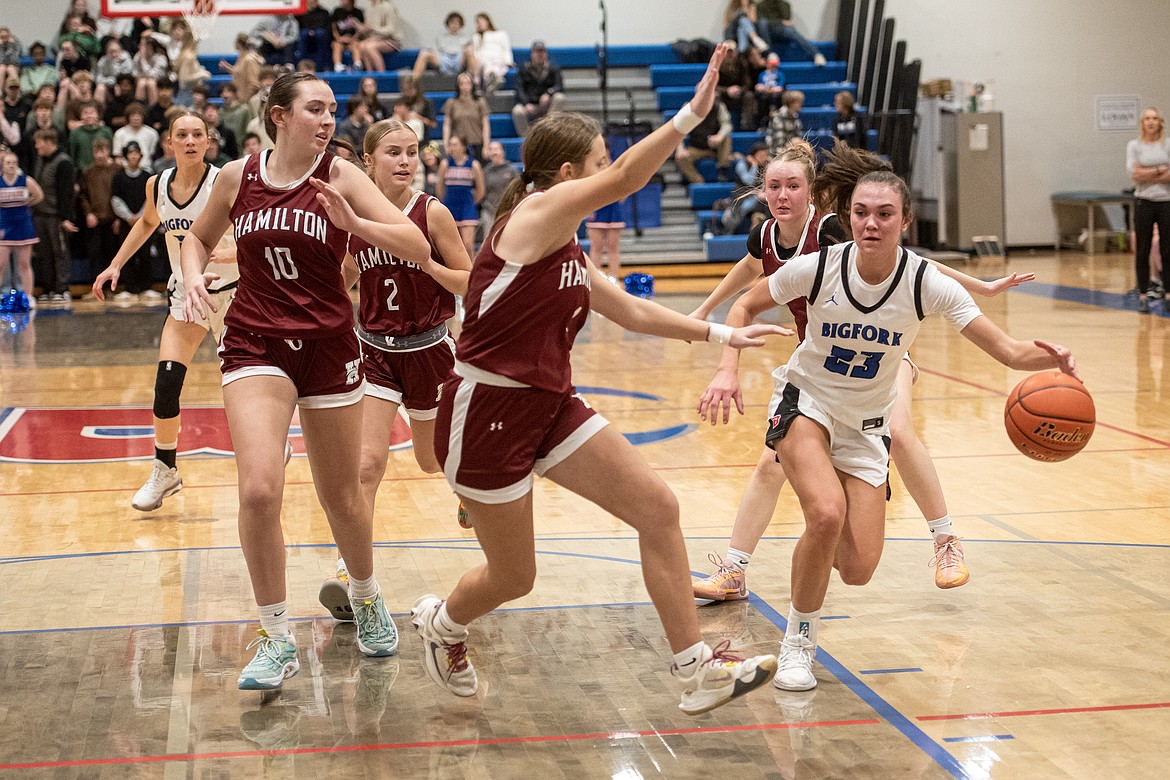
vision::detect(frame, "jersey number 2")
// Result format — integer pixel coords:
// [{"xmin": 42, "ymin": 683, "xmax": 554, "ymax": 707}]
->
[
  {"xmin": 264, "ymin": 246, "xmax": 298, "ymax": 281},
  {"xmin": 384, "ymin": 278, "xmax": 400, "ymax": 311},
  {"xmin": 823, "ymin": 345, "xmax": 884, "ymax": 379}
]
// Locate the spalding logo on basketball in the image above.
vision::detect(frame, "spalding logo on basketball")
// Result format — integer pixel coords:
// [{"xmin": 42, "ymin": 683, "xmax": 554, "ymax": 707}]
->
[{"xmin": 1003, "ymin": 372, "xmax": 1095, "ymax": 462}]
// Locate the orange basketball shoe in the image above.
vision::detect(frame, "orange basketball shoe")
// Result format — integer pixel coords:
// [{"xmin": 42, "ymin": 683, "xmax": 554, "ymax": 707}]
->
[
  {"xmin": 692, "ymin": 553, "xmax": 748, "ymax": 601},
  {"xmin": 930, "ymin": 536, "xmax": 970, "ymax": 589}
]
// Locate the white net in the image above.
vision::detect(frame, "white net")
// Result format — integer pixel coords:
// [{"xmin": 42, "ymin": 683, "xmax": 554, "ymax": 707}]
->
[{"xmin": 181, "ymin": 0, "xmax": 221, "ymax": 41}]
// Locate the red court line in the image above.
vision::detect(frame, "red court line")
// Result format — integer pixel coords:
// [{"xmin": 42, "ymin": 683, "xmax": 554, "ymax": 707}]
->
[
  {"xmin": 918, "ymin": 700, "xmax": 1170, "ymax": 721},
  {"xmin": 0, "ymin": 719, "xmax": 880, "ymax": 770},
  {"xmin": 919, "ymin": 367, "xmax": 1170, "ymax": 449}
]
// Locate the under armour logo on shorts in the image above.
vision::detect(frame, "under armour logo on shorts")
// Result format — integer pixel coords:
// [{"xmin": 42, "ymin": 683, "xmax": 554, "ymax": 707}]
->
[{"xmin": 285, "ymin": 339, "xmax": 303, "ymax": 351}]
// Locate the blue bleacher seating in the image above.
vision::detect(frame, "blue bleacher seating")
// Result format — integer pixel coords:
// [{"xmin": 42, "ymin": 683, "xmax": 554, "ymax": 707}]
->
[
  {"xmin": 434, "ymin": 113, "xmax": 520, "ymax": 140},
  {"xmin": 689, "ymin": 182, "xmax": 734, "ymax": 209},
  {"xmin": 650, "ymin": 60, "xmax": 847, "ymax": 90},
  {"xmin": 705, "ymin": 234, "xmax": 749, "ymax": 261}
]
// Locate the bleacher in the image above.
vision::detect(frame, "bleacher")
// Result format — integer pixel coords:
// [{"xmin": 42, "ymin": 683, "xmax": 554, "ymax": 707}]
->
[{"xmin": 34, "ymin": 38, "xmax": 858, "ymax": 284}]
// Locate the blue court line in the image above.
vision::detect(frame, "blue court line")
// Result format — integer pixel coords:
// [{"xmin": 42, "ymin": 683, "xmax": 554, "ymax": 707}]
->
[
  {"xmin": 859, "ymin": 668, "xmax": 923, "ymax": 675},
  {"xmin": 7, "ymin": 534, "xmax": 1170, "ymax": 567},
  {"xmin": 747, "ymin": 595, "xmax": 970, "ymax": 779},
  {"xmin": 943, "ymin": 735, "xmax": 1015, "ymax": 744},
  {"xmin": 574, "ymin": 385, "xmax": 663, "ymax": 402},
  {"xmin": 0, "ymin": 540, "xmax": 989, "ymax": 777},
  {"xmin": 0, "ymin": 599, "xmax": 657, "ymax": 637},
  {"xmin": 1014, "ymin": 282, "xmax": 1170, "ymax": 316}
]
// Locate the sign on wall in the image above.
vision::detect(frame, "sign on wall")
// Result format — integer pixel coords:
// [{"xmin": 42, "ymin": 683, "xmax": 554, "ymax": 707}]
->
[{"xmin": 1095, "ymin": 94, "xmax": 1142, "ymax": 132}]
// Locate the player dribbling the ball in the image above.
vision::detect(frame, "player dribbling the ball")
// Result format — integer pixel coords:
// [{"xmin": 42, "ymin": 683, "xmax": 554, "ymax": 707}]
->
[{"xmin": 718, "ymin": 168, "xmax": 1079, "ymax": 693}]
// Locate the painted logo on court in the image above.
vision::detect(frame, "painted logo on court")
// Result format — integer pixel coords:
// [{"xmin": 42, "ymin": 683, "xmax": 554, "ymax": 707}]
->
[{"xmin": 0, "ymin": 390, "xmax": 693, "ymax": 463}]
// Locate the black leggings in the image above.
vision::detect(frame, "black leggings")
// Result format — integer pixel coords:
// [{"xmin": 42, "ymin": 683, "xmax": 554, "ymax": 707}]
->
[{"xmin": 1133, "ymin": 198, "xmax": 1170, "ymax": 293}]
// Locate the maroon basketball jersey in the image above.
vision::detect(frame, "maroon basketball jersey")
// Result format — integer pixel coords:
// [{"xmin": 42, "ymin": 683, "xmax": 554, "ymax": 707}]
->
[
  {"xmin": 456, "ymin": 194, "xmax": 590, "ymax": 393},
  {"xmin": 758, "ymin": 208, "xmax": 829, "ymax": 341},
  {"xmin": 227, "ymin": 151, "xmax": 353, "ymax": 338},
  {"xmin": 350, "ymin": 191, "xmax": 456, "ymax": 337}
]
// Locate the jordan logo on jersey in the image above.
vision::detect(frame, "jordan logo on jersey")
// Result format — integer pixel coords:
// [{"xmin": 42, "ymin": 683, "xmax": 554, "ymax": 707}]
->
[{"xmin": 558, "ymin": 258, "xmax": 589, "ymax": 290}]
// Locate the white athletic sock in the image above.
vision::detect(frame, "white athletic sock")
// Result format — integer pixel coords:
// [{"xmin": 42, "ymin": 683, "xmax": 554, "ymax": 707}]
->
[
  {"xmin": 435, "ymin": 601, "xmax": 468, "ymax": 638},
  {"xmin": 927, "ymin": 516, "xmax": 955, "ymax": 542},
  {"xmin": 259, "ymin": 601, "xmax": 291, "ymax": 639},
  {"xmin": 336, "ymin": 556, "xmax": 348, "ymax": 577},
  {"xmin": 672, "ymin": 640, "xmax": 709, "ymax": 675},
  {"xmin": 725, "ymin": 547, "xmax": 751, "ymax": 569},
  {"xmin": 786, "ymin": 604, "xmax": 820, "ymax": 646},
  {"xmin": 348, "ymin": 573, "xmax": 379, "ymax": 601}
]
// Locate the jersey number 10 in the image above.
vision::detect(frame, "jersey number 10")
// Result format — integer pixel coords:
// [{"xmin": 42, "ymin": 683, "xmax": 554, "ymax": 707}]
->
[{"xmin": 265, "ymin": 246, "xmax": 299, "ymax": 281}]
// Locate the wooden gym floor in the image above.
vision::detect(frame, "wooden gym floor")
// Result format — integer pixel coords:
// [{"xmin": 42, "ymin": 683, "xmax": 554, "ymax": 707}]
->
[{"xmin": 0, "ymin": 250, "xmax": 1167, "ymax": 778}]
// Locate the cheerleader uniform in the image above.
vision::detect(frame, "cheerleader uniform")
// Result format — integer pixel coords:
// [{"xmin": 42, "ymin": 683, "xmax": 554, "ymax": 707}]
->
[
  {"xmin": 441, "ymin": 155, "xmax": 478, "ymax": 226},
  {"xmin": 0, "ymin": 172, "xmax": 39, "ymax": 247}
]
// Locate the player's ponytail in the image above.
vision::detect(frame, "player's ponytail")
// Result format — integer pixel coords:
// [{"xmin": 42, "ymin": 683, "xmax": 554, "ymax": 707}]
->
[
  {"xmin": 495, "ymin": 112, "xmax": 601, "ymax": 222},
  {"xmin": 812, "ymin": 140, "xmax": 892, "ymax": 237}
]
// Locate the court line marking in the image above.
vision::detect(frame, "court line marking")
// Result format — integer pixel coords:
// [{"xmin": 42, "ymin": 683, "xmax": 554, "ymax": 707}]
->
[
  {"xmin": 4, "ymin": 542, "xmax": 1167, "ymax": 774},
  {"xmin": 0, "ymin": 600, "xmax": 658, "ymax": 637},
  {"xmin": 943, "ymin": 735, "xmax": 1014, "ymax": 743},
  {"xmin": 5, "ymin": 534, "xmax": 1170, "ymax": 567},
  {"xmin": 746, "ymin": 594, "xmax": 970, "ymax": 780},
  {"xmin": 0, "ymin": 718, "xmax": 882, "ymax": 771},
  {"xmin": 918, "ymin": 701, "xmax": 1170, "ymax": 721},
  {"xmin": 859, "ymin": 668, "xmax": 923, "ymax": 675}
]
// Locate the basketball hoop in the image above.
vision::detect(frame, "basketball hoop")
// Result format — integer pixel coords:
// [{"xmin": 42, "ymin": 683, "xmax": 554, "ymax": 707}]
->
[{"xmin": 182, "ymin": 0, "xmax": 221, "ymax": 41}]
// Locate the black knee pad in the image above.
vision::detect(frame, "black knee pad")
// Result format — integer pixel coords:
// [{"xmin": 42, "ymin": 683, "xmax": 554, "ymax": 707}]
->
[{"xmin": 153, "ymin": 360, "xmax": 187, "ymax": 419}]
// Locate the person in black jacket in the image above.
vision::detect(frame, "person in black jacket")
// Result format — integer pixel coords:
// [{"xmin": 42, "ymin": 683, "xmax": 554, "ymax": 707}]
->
[
  {"xmin": 31, "ymin": 127, "xmax": 78, "ymax": 303},
  {"xmin": 510, "ymin": 40, "xmax": 565, "ymax": 137}
]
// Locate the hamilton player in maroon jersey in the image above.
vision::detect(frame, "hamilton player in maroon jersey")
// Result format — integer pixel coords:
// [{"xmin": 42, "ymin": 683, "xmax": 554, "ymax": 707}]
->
[
  {"xmin": 316, "ymin": 118, "xmax": 474, "ymax": 623},
  {"xmin": 178, "ymin": 73, "xmax": 432, "ymax": 691},
  {"xmin": 408, "ymin": 44, "xmax": 784, "ymax": 716}
]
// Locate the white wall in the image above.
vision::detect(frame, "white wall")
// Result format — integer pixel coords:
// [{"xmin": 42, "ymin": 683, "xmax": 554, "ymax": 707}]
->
[{"xmin": 5, "ymin": 0, "xmax": 1168, "ymax": 244}]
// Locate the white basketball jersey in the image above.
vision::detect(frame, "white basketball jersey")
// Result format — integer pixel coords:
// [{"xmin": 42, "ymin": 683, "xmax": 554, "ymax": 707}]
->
[
  {"xmin": 768, "ymin": 242, "xmax": 982, "ymax": 434},
  {"xmin": 154, "ymin": 165, "xmax": 239, "ymax": 292}
]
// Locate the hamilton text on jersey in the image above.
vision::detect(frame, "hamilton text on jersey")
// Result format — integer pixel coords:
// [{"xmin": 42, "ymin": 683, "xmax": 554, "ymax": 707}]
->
[
  {"xmin": 558, "ymin": 258, "xmax": 589, "ymax": 291},
  {"xmin": 353, "ymin": 245, "xmax": 419, "ymax": 273},
  {"xmin": 821, "ymin": 321, "xmax": 904, "ymax": 346},
  {"xmin": 233, "ymin": 207, "xmax": 329, "ymax": 243}
]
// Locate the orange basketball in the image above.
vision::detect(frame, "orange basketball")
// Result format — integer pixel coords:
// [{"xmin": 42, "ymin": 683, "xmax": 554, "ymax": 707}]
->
[{"xmin": 1004, "ymin": 373, "xmax": 1095, "ymax": 462}]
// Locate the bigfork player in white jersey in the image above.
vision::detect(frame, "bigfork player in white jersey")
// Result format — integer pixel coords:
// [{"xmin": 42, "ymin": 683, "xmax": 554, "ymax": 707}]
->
[
  {"xmin": 92, "ymin": 113, "xmax": 241, "ymax": 512},
  {"xmin": 722, "ymin": 169, "xmax": 1080, "ymax": 692},
  {"xmin": 317, "ymin": 118, "xmax": 473, "ymax": 623},
  {"xmin": 410, "ymin": 44, "xmax": 787, "ymax": 717},
  {"xmin": 690, "ymin": 140, "xmax": 1036, "ymax": 599},
  {"xmin": 179, "ymin": 72, "xmax": 432, "ymax": 691}
]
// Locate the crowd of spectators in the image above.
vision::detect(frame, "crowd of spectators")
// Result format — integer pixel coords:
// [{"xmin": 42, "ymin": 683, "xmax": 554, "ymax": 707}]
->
[{"xmin": 0, "ymin": 2, "xmax": 565, "ymax": 305}]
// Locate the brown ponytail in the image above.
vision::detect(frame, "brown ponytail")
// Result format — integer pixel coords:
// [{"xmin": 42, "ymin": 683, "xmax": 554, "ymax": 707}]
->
[
  {"xmin": 812, "ymin": 139, "xmax": 893, "ymax": 237},
  {"xmin": 494, "ymin": 112, "xmax": 601, "ymax": 221}
]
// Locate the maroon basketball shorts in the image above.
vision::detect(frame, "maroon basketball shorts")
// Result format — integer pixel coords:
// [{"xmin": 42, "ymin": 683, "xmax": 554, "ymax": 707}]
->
[
  {"xmin": 434, "ymin": 369, "xmax": 609, "ymax": 504},
  {"xmin": 363, "ymin": 335, "xmax": 455, "ymax": 420},
  {"xmin": 218, "ymin": 327, "xmax": 366, "ymax": 408}
]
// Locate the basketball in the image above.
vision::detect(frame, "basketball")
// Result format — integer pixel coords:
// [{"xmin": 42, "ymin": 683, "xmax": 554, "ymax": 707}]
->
[{"xmin": 1003, "ymin": 372, "xmax": 1095, "ymax": 462}]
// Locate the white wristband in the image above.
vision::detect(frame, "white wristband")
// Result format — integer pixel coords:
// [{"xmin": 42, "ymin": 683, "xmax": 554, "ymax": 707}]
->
[
  {"xmin": 706, "ymin": 323, "xmax": 733, "ymax": 345},
  {"xmin": 672, "ymin": 102, "xmax": 703, "ymax": 135}
]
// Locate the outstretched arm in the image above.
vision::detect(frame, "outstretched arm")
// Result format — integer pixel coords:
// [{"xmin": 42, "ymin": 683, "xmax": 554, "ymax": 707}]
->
[
  {"xmin": 311, "ymin": 159, "xmax": 431, "ymax": 265},
  {"xmin": 690, "ymin": 253, "xmax": 765, "ymax": 320},
  {"xmin": 698, "ymin": 278, "xmax": 780, "ymax": 425},
  {"xmin": 588, "ymin": 259, "xmax": 789, "ymax": 347},
  {"xmin": 960, "ymin": 315, "xmax": 1080, "ymax": 380},
  {"xmin": 91, "ymin": 175, "xmax": 161, "ymax": 299},
  {"xmin": 926, "ymin": 258, "xmax": 1034, "ymax": 297},
  {"xmin": 498, "ymin": 43, "xmax": 728, "ymax": 264}
]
